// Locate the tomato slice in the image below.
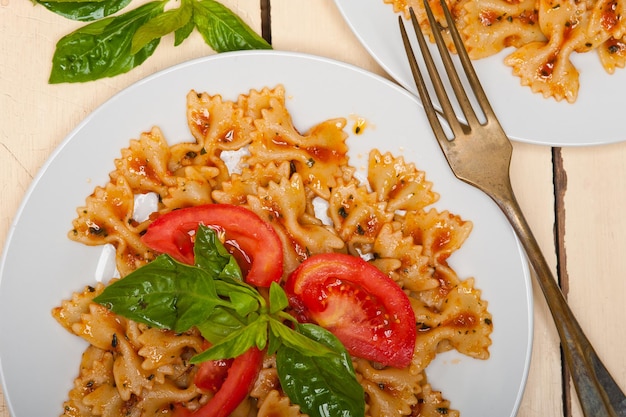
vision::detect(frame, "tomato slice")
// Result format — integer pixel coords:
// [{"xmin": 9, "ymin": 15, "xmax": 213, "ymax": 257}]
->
[
  {"xmin": 141, "ymin": 204, "xmax": 283, "ymax": 287},
  {"xmin": 285, "ymin": 253, "xmax": 416, "ymax": 368},
  {"xmin": 174, "ymin": 347, "xmax": 264, "ymax": 417},
  {"xmin": 194, "ymin": 358, "xmax": 233, "ymax": 393}
]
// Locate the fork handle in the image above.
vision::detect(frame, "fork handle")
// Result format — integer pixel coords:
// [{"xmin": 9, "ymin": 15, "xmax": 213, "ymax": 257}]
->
[{"xmin": 495, "ymin": 183, "xmax": 626, "ymax": 417}]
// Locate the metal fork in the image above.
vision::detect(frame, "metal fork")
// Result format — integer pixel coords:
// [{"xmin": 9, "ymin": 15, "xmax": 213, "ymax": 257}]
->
[{"xmin": 399, "ymin": 2, "xmax": 626, "ymax": 416}]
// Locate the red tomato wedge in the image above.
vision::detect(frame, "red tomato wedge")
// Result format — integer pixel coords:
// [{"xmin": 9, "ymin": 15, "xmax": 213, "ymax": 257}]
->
[
  {"xmin": 193, "ymin": 357, "xmax": 233, "ymax": 393},
  {"xmin": 285, "ymin": 253, "xmax": 416, "ymax": 368},
  {"xmin": 141, "ymin": 204, "xmax": 283, "ymax": 287},
  {"xmin": 174, "ymin": 347, "xmax": 264, "ymax": 417}
]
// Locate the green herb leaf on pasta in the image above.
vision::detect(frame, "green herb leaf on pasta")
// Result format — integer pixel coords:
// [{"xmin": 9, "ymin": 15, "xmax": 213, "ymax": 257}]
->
[
  {"xmin": 277, "ymin": 324, "xmax": 365, "ymax": 417},
  {"xmin": 195, "ymin": 307, "xmax": 246, "ymax": 345},
  {"xmin": 192, "ymin": 315, "xmax": 269, "ymax": 362},
  {"xmin": 269, "ymin": 282, "xmax": 289, "ymax": 314},
  {"xmin": 269, "ymin": 319, "xmax": 335, "ymax": 357},
  {"xmin": 193, "ymin": 225, "xmax": 242, "ymax": 280},
  {"xmin": 93, "ymin": 254, "xmax": 222, "ymax": 332}
]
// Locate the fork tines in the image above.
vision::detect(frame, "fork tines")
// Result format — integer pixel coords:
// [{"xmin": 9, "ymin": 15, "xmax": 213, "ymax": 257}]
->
[{"xmin": 398, "ymin": 0, "xmax": 495, "ymax": 140}]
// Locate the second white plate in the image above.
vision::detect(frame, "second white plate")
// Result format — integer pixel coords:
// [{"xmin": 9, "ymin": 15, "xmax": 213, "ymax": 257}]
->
[{"xmin": 334, "ymin": 0, "xmax": 626, "ymax": 146}]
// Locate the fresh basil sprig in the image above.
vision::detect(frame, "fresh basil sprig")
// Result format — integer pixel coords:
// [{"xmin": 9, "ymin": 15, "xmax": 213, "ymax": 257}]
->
[
  {"xmin": 93, "ymin": 225, "xmax": 365, "ymax": 417},
  {"xmin": 44, "ymin": 0, "xmax": 271, "ymax": 83}
]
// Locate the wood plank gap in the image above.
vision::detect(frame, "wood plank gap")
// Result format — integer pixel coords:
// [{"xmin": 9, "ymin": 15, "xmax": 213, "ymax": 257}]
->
[
  {"xmin": 552, "ymin": 146, "xmax": 571, "ymax": 417},
  {"xmin": 260, "ymin": 0, "xmax": 272, "ymax": 44}
]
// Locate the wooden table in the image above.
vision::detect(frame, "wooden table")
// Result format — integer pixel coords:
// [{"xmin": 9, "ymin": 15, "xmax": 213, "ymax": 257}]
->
[{"xmin": 1, "ymin": 1, "xmax": 624, "ymax": 416}]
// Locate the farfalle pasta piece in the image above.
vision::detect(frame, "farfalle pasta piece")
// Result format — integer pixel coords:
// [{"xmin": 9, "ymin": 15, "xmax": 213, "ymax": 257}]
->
[
  {"xmin": 186, "ymin": 89, "xmax": 257, "ymax": 151},
  {"xmin": 82, "ymin": 384, "xmax": 123, "ymax": 417},
  {"xmin": 62, "ymin": 346, "xmax": 117, "ymax": 417},
  {"xmin": 52, "ymin": 284, "xmax": 104, "ymax": 332},
  {"xmin": 161, "ymin": 165, "xmax": 219, "ymax": 210},
  {"xmin": 460, "ymin": 0, "xmax": 545, "ymax": 58},
  {"xmin": 356, "ymin": 358, "xmax": 422, "ymax": 417},
  {"xmin": 368, "ymin": 150, "xmax": 439, "ymax": 212},
  {"xmin": 71, "ymin": 302, "xmax": 127, "ymax": 351},
  {"xmin": 403, "ymin": 208, "xmax": 473, "ymax": 263},
  {"xmin": 113, "ymin": 334, "xmax": 155, "ymax": 400},
  {"xmin": 370, "ymin": 222, "xmax": 438, "ymax": 292},
  {"xmin": 503, "ymin": 0, "xmax": 587, "ymax": 102},
  {"xmin": 413, "ymin": 277, "xmax": 493, "ymax": 358},
  {"xmin": 243, "ymin": 175, "xmax": 344, "ymax": 276},
  {"xmin": 135, "ymin": 381, "xmax": 200, "ymax": 416},
  {"xmin": 137, "ymin": 328, "xmax": 204, "ymax": 370},
  {"xmin": 69, "ymin": 176, "xmax": 153, "ymax": 276},
  {"xmin": 250, "ymin": 356, "xmax": 282, "ymax": 405},
  {"xmin": 582, "ymin": 0, "xmax": 626, "ymax": 52},
  {"xmin": 111, "ymin": 127, "xmax": 176, "ymax": 196},
  {"xmin": 254, "ymin": 174, "xmax": 345, "ymax": 256},
  {"xmin": 247, "ymin": 99, "xmax": 349, "ymax": 199},
  {"xmin": 257, "ymin": 390, "xmax": 304, "ymax": 417},
  {"xmin": 237, "ymin": 85, "xmax": 288, "ymax": 120},
  {"xmin": 212, "ymin": 161, "xmax": 292, "ymax": 206},
  {"xmin": 598, "ymin": 35, "xmax": 626, "ymax": 72},
  {"xmin": 415, "ymin": 384, "xmax": 460, "ymax": 417},
  {"xmin": 328, "ymin": 177, "xmax": 394, "ymax": 253}
]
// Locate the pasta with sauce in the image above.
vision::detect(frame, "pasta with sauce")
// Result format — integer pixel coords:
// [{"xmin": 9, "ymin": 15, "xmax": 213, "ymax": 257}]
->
[
  {"xmin": 54, "ymin": 85, "xmax": 492, "ymax": 417},
  {"xmin": 386, "ymin": 0, "xmax": 626, "ymax": 102}
]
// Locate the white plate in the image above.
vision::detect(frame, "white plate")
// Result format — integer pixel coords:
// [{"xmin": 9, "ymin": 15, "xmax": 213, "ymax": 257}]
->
[
  {"xmin": 0, "ymin": 51, "xmax": 532, "ymax": 417},
  {"xmin": 334, "ymin": 0, "xmax": 626, "ymax": 146}
]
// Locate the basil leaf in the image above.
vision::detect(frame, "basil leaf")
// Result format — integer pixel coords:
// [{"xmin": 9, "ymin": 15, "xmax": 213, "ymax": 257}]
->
[
  {"xmin": 277, "ymin": 324, "xmax": 365, "ymax": 417},
  {"xmin": 37, "ymin": 0, "xmax": 131, "ymax": 22},
  {"xmin": 269, "ymin": 282, "xmax": 289, "ymax": 314},
  {"xmin": 194, "ymin": 225, "xmax": 242, "ymax": 279},
  {"xmin": 266, "ymin": 326, "xmax": 282, "ymax": 355},
  {"xmin": 49, "ymin": 0, "xmax": 165, "ymax": 83},
  {"xmin": 174, "ymin": 16, "xmax": 195, "ymax": 46},
  {"xmin": 131, "ymin": 0, "xmax": 193, "ymax": 54},
  {"xmin": 94, "ymin": 254, "xmax": 222, "ymax": 332},
  {"xmin": 196, "ymin": 306, "xmax": 246, "ymax": 344},
  {"xmin": 229, "ymin": 290, "xmax": 260, "ymax": 317},
  {"xmin": 192, "ymin": 0, "xmax": 271, "ymax": 52},
  {"xmin": 192, "ymin": 315, "xmax": 268, "ymax": 363},
  {"xmin": 269, "ymin": 319, "xmax": 334, "ymax": 357}
]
